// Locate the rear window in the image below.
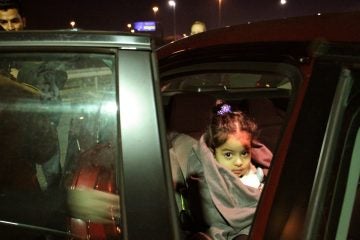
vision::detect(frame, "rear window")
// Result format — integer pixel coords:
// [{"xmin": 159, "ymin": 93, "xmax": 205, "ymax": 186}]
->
[{"xmin": 161, "ymin": 71, "xmax": 292, "ymax": 92}]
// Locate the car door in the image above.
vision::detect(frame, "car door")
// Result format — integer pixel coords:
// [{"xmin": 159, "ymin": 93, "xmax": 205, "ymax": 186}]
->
[
  {"xmin": 251, "ymin": 43, "xmax": 360, "ymax": 240},
  {"xmin": 0, "ymin": 31, "xmax": 179, "ymax": 240}
]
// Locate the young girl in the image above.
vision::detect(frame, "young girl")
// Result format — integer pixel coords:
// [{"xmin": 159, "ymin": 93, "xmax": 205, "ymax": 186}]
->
[
  {"xmin": 205, "ymin": 103, "xmax": 265, "ymax": 190},
  {"xmin": 186, "ymin": 103, "xmax": 272, "ymax": 240}
]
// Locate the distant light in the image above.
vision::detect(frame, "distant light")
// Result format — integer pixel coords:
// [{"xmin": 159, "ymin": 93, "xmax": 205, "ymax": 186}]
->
[
  {"xmin": 182, "ymin": 33, "xmax": 188, "ymax": 38},
  {"xmin": 127, "ymin": 23, "xmax": 132, "ymax": 29},
  {"xmin": 70, "ymin": 20, "xmax": 76, "ymax": 28},
  {"xmin": 130, "ymin": 29, "xmax": 135, "ymax": 33},
  {"xmin": 280, "ymin": 0, "xmax": 287, "ymax": 5},
  {"xmin": 317, "ymin": 12, "xmax": 322, "ymax": 16},
  {"xmin": 168, "ymin": 0, "xmax": 176, "ymax": 7},
  {"xmin": 152, "ymin": 6, "xmax": 159, "ymax": 14}
]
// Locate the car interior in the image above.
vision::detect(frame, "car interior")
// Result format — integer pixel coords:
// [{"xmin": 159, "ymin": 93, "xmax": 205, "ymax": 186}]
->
[{"xmin": 159, "ymin": 65, "xmax": 300, "ymax": 236}]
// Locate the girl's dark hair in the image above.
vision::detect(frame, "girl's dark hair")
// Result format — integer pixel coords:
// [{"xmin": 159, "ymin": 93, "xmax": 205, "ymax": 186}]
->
[{"xmin": 204, "ymin": 103, "xmax": 258, "ymax": 150}]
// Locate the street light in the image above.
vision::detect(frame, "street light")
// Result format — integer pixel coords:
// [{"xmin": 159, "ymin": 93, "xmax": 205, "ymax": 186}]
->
[
  {"xmin": 152, "ymin": 6, "xmax": 159, "ymax": 20},
  {"xmin": 218, "ymin": 0, "xmax": 222, "ymax": 27},
  {"xmin": 126, "ymin": 23, "xmax": 132, "ymax": 32},
  {"xmin": 70, "ymin": 20, "xmax": 76, "ymax": 29},
  {"xmin": 168, "ymin": 0, "xmax": 176, "ymax": 40}
]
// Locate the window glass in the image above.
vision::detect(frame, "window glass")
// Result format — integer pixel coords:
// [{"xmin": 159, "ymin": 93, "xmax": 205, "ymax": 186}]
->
[{"xmin": 0, "ymin": 52, "xmax": 120, "ymax": 239}]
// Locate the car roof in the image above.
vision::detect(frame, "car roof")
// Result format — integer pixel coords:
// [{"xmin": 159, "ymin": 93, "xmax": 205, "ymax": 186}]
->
[
  {"xmin": 157, "ymin": 11, "xmax": 360, "ymax": 59},
  {"xmin": 0, "ymin": 30, "xmax": 152, "ymax": 50}
]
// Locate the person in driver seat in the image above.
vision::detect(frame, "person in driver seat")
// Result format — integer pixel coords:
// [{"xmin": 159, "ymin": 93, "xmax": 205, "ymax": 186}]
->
[{"xmin": 0, "ymin": 73, "xmax": 58, "ymax": 191}]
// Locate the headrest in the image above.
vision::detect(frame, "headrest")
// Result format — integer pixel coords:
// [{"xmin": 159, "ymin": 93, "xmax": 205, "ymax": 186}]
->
[
  {"xmin": 247, "ymin": 98, "xmax": 285, "ymax": 126},
  {"xmin": 247, "ymin": 97, "xmax": 285, "ymax": 152},
  {"xmin": 169, "ymin": 93, "xmax": 216, "ymax": 139}
]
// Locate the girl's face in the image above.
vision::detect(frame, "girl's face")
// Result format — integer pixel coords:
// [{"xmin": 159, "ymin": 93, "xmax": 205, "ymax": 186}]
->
[{"xmin": 214, "ymin": 131, "xmax": 252, "ymax": 177}]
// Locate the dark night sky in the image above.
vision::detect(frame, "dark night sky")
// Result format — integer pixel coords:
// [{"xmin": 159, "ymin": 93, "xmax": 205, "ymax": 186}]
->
[{"xmin": 22, "ymin": 0, "xmax": 360, "ymax": 37}]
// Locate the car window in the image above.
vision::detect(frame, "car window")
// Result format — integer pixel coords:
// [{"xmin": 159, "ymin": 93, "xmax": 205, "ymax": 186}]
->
[{"xmin": 0, "ymin": 51, "xmax": 121, "ymax": 239}]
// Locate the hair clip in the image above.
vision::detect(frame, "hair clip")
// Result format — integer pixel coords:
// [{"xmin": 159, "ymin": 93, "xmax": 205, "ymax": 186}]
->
[{"xmin": 217, "ymin": 104, "xmax": 232, "ymax": 115}]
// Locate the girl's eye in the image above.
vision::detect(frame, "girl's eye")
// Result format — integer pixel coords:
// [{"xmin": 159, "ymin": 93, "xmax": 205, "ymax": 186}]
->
[
  {"xmin": 240, "ymin": 150, "xmax": 249, "ymax": 157},
  {"xmin": 224, "ymin": 152, "xmax": 233, "ymax": 158}
]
